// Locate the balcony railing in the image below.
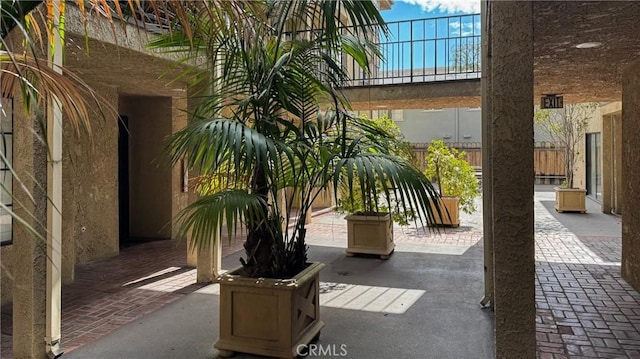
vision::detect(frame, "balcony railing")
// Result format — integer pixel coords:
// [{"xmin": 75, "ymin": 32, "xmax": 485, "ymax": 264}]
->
[
  {"xmin": 109, "ymin": 5, "xmax": 480, "ymax": 87},
  {"xmin": 342, "ymin": 14, "xmax": 482, "ymax": 87}
]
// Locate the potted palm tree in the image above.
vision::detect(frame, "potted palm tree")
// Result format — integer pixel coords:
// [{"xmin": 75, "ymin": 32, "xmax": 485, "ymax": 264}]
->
[
  {"xmin": 153, "ymin": 1, "xmax": 441, "ymax": 358},
  {"xmin": 423, "ymin": 140, "xmax": 480, "ymax": 227},
  {"xmin": 534, "ymin": 103, "xmax": 597, "ymax": 213},
  {"xmin": 337, "ymin": 115, "xmax": 419, "ymax": 259}
]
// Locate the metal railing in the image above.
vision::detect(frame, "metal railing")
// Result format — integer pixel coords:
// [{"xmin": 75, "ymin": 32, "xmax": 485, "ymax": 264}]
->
[
  {"xmin": 110, "ymin": 6, "xmax": 481, "ymax": 87},
  {"xmin": 342, "ymin": 14, "xmax": 482, "ymax": 87}
]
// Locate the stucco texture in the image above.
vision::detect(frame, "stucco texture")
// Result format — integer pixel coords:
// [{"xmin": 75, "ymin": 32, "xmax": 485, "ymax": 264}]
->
[
  {"xmin": 622, "ymin": 60, "xmax": 640, "ymax": 291},
  {"xmin": 489, "ymin": 2, "xmax": 536, "ymax": 358}
]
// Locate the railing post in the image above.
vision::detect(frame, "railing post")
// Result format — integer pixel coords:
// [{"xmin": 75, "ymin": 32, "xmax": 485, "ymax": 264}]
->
[
  {"xmin": 410, "ymin": 20, "xmax": 414, "ymax": 82},
  {"xmin": 338, "ymin": 14, "xmax": 481, "ymax": 88}
]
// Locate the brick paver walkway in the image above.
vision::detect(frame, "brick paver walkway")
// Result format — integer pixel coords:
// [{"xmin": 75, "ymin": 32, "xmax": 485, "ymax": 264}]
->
[
  {"xmin": 532, "ymin": 194, "xmax": 639, "ymax": 358},
  {"xmin": 2, "ymin": 191, "xmax": 637, "ymax": 358},
  {"xmin": 0, "ymin": 237, "xmax": 246, "ymax": 358}
]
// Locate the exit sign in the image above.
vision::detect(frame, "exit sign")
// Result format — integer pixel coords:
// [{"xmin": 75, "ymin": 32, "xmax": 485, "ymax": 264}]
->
[{"xmin": 541, "ymin": 95, "xmax": 564, "ymax": 109}]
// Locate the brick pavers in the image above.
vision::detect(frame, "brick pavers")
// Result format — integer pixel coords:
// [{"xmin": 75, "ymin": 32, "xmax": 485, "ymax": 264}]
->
[
  {"xmin": 0, "ymin": 237, "xmax": 246, "ymax": 358},
  {"xmin": 533, "ymin": 192, "xmax": 638, "ymax": 358},
  {"xmin": 3, "ymin": 192, "xmax": 637, "ymax": 358}
]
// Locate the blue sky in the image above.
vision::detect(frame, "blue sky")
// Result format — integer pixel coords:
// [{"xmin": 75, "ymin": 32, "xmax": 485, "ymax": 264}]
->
[
  {"xmin": 376, "ymin": 1, "xmax": 481, "ymax": 71},
  {"xmin": 382, "ymin": 0, "xmax": 480, "ymax": 22}
]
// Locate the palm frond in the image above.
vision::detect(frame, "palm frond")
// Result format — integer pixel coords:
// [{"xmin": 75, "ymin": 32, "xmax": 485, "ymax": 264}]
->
[
  {"xmin": 176, "ymin": 189, "xmax": 267, "ymax": 252},
  {"xmin": 168, "ymin": 118, "xmax": 291, "ymax": 184},
  {"xmin": 0, "ymin": 51, "xmax": 118, "ymax": 136}
]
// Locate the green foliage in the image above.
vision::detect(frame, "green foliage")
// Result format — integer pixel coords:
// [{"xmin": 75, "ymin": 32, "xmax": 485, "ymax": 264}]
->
[
  {"xmin": 336, "ymin": 115, "xmax": 417, "ymax": 225},
  {"xmin": 423, "ymin": 140, "xmax": 479, "ymax": 215},
  {"xmin": 159, "ymin": 0, "xmax": 441, "ymax": 279},
  {"xmin": 534, "ymin": 103, "xmax": 597, "ymax": 188}
]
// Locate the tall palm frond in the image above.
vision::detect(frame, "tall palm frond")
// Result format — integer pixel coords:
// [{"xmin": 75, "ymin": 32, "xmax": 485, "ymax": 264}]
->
[{"xmin": 158, "ymin": 0, "xmax": 440, "ymax": 279}]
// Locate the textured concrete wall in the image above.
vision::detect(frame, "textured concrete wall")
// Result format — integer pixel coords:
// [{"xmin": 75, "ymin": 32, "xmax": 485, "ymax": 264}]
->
[
  {"xmin": 573, "ymin": 106, "xmax": 603, "ymax": 191},
  {"xmin": 490, "ymin": 2, "xmax": 535, "ymax": 358},
  {"xmin": 599, "ymin": 103, "xmax": 623, "ymax": 214},
  {"xmin": 622, "ymin": 60, "xmax": 640, "ymax": 290},
  {"xmin": 603, "ymin": 113, "xmax": 613, "ymax": 213},
  {"xmin": 12, "ymin": 95, "xmax": 48, "ymax": 359},
  {"xmin": 62, "ymin": 83, "xmax": 120, "ymax": 268},
  {"xmin": 614, "ymin": 111, "xmax": 624, "ymax": 214},
  {"xmin": 171, "ymin": 96, "xmax": 190, "ymax": 240},
  {"xmin": 343, "ymin": 80, "xmax": 481, "ymax": 110},
  {"xmin": 120, "ymin": 96, "xmax": 173, "ymax": 239}
]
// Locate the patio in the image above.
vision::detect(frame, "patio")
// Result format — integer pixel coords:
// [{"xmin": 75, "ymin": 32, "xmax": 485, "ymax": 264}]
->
[{"xmin": 2, "ymin": 186, "xmax": 632, "ymax": 358}]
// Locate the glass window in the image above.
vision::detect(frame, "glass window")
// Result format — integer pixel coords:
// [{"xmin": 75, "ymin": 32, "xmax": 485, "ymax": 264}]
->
[{"xmin": 586, "ymin": 132, "xmax": 602, "ymax": 202}]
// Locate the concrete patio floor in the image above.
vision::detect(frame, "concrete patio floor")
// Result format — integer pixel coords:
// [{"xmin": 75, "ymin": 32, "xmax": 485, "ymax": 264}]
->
[{"xmin": 2, "ymin": 186, "xmax": 633, "ymax": 358}]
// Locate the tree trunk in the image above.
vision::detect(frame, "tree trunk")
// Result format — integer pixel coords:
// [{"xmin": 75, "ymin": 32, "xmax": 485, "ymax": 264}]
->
[{"xmin": 242, "ymin": 166, "xmax": 274, "ymax": 277}]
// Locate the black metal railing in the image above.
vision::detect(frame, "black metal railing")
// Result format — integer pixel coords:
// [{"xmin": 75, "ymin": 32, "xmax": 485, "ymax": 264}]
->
[
  {"xmin": 110, "ymin": 6, "xmax": 481, "ymax": 87},
  {"xmin": 342, "ymin": 14, "xmax": 482, "ymax": 87}
]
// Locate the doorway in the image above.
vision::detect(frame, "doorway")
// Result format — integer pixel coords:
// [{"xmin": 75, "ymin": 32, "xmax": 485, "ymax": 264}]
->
[{"xmin": 118, "ymin": 95, "xmax": 173, "ymax": 245}]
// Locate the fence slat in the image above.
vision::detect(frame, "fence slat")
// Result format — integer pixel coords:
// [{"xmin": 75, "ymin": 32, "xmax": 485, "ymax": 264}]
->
[{"xmin": 413, "ymin": 142, "xmax": 565, "ymax": 184}]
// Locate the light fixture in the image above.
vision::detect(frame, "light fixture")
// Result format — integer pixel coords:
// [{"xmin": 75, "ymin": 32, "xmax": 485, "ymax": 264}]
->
[{"xmin": 575, "ymin": 42, "xmax": 603, "ymax": 49}]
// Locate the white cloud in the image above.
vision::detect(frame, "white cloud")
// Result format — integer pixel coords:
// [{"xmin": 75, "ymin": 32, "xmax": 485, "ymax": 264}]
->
[
  {"xmin": 399, "ymin": 0, "xmax": 481, "ymax": 14},
  {"xmin": 447, "ymin": 21, "xmax": 480, "ymax": 36}
]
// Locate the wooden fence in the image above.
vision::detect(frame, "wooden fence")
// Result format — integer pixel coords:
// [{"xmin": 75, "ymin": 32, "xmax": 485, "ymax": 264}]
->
[{"xmin": 412, "ymin": 142, "xmax": 565, "ymax": 184}]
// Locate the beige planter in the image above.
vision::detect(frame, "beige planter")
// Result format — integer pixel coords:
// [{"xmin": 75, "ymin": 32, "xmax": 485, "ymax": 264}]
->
[
  {"xmin": 430, "ymin": 196, "xmax": 460, "ymax": 227},
  {"xmin": 555, "ymin": 187, "xmax": 587, "ymax": 213},
  {"xmin": 215, "ymin": 262, "xmax": 325, "ymax": 359},
  {"xmin": 345, "ymin": 213, "xmax": 395, "ymax": 259}
]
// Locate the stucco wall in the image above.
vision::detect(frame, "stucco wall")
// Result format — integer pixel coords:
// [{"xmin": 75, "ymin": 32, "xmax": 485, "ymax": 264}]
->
[
  {"xmin": 369, "ymin": 107, "xmax": 553, "ymax": 145},
  {"xmin": 170, "ymin": 97, "xmax": 190, "ymax": 239},
  {"xmin": 601, "ymin": 102, "xmax": 623, "ymax": 214},
  {"xmin": 10, "ymin": 86, "xmax": 49, "ymax": 358},
  {"xmin": 622, "ymin": 60, "xmax": 640, "ymax": 291},
  {"xmin": 120, "ymin": 96, "xmax": 173, "ymax": 239},
  {"xmin": 62, "ymin": 82, "xmax": 120, "ymax": 279},
  {"xmin": 573, "ymin": 105, "xmax": 603, "ymax": 191}
]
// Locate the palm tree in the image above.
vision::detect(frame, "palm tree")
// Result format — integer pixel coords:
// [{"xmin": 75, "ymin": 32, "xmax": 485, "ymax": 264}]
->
[{"xmin": 152, "ymin": 0, "xmax": 441, "ymax": 279}]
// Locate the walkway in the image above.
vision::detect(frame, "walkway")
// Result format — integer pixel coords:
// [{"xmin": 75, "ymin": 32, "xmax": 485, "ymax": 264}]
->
[
  {"xmin": 0, "ymin": 238, "xmax": 245, "ymax": 358},
  {"xmin": 1, "ymin": 186, "xmax": 634, "ymax": 358}
]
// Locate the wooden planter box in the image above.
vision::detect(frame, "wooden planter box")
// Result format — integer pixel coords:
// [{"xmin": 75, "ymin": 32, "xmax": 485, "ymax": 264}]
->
[
  {"xmin": 345, "ymin": 213, "xmax": 395, "ymax": 259},
  {"xmin": 430, "ymin": 197, "xmax": 460, "ymax": 227},
  {"xmin": 215, "ymin": 262, "xmax": 325, "ymax": 359},
  {"xmin": 555, "ymin": 187, "xmax": 587, "ymax": 213}
]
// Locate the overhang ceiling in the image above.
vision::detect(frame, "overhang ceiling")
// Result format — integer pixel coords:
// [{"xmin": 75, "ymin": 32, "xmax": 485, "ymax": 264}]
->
[
  {"xmin": 64, "ymin": 33, "xmax": 188, "ymax": 98},
  {"xmin": 533, "ymin": 1, "xmax": 640, "ymax": 104}
]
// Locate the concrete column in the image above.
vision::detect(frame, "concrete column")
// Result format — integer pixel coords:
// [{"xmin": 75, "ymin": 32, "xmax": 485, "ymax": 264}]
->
[
  {"xmin": 184, "ymin": 82, "xmax": 222, "ymax": 280},
  {"xmin": 613, "ymin": 113, "xmax": 623, "ymax": 215},
  {"xmin": 622, "ymin": 60, "xmax": 640, "ymax": 289},
  {"xmin": 489, "ymin": 1, "xmax": 535, "ymax": 358},
  {"xmin": 170, "ymin": 95, "xmax": 195, "ymax": 269},
  {"xmin": 480, "ymin": 0, "xmax": 494, "ymax": 309},
  {"xmin": 602, "ymin": 115, "xmax": 613, "ymax": 213},
  {"xmin": 196, "ymin": 238, "xmax": 222, "ymax": 283},
  {"xmin": 185, "ymin": 87, "xmax": 200, "ymax": 268},
  {"xmin": 13, "ymin": 109, "xmax": 48, "ymax": 359}
]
